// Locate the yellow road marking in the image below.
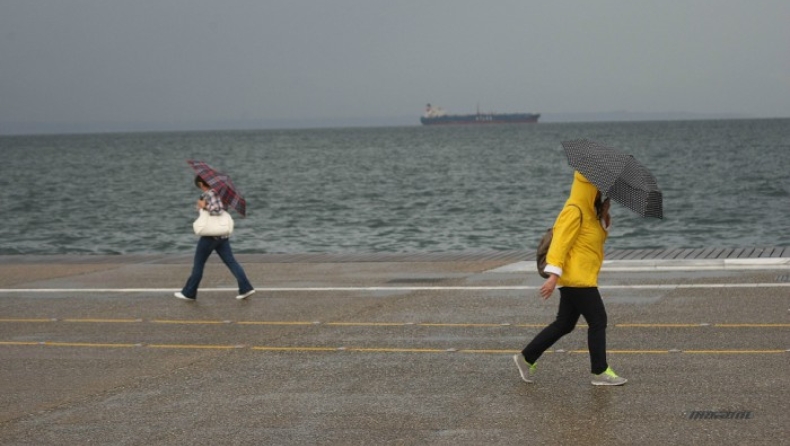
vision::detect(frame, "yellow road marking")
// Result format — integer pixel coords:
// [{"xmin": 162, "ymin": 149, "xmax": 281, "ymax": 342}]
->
[
  {"xmin": 326, "ymin": 322, "xmax": 409, "ymax": 327},
  {"xmin": 600, "ymin": 350, "xmax": 672, "ymax": 354},
  {"xmin": 62, "ymin": 318, "xmax": 141, "ymax": 324},
  {"xmin": 250, "ymin": 346, "xmax": 337, "ymax": 352},
  {"xmin": 714, "ymin": 324, "xmax": 790, "ymax": 328},
  {"xmin": 151, "ymin": 319, "xmax": 229, "ymax": 325},
  {"xmin": 345, "ymin": 347, "xmax": 448, "ymax": 353},
  {"xmin": 535, "ymin": 349, "xmax": 672, "ymax": 354},
  {"xmin": 0, "ymin": 341, "xmax": 786, "ymax": 355},
  {"xmin": 460, "ymin": 349, "xmax": 520, "ymax": 354},
  {"xmin": 617, "ymin": 324, "xmax": 705, "ymax": 328},
  {"xmin": 237, "ymin": 321, "xmax": 315, "ymax": 326},
  {"xmin": 419, "ymin": 323, "xmax": 515, "ymax": 328},
  {"xmin": 43, "ymin": 341, "xmax": 139, "ymax": 348},
  {"xmin": 683, "ymin": 350, "xmax": 787, "ymax": 354},
  {"xmin": 0, "ymin": 318, "xmax": 54, "ymax": 323},
  {"xmin": 147, "ymin": 343, "xmax": 241, "ymax": 350}
]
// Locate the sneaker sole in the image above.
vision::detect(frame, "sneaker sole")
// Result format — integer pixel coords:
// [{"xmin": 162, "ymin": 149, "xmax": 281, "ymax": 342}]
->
[
  {"xmin": 591, "ymin": 379, "xmax": 627, "ymax": 386},
  {"xmin": 236, "ymin": 290, "xmax": 256, "ymax": 300},
  {"xmin": 174, "ymin": 293, "xmax": 196, "ymax": 301}
]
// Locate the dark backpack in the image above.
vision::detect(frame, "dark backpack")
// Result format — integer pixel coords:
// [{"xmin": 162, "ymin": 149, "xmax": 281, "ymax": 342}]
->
[{"xmin": 536, "ymin": 204, "xmax": 582, "ymax": 278}]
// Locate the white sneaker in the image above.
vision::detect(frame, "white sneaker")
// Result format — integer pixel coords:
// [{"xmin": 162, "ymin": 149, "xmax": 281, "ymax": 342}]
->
[
  {"xmin": 591, "ymin": 367, "xmax": 627, "ymax": 386},
  {"xmin": 236, "ymin": 289, "xmax": 255, "ymax": 300},
  {"xmin": 174, "ymin": 292, "xmax": 195, "ymax": 301},
  {"xmin": 513, "ymin": 354, "xmax": 536, "ymax": 383}
]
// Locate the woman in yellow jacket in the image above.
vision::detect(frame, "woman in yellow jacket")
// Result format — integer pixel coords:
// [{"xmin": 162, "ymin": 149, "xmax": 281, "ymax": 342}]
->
[{"xmin": 514, "ymin": 171, "xmax": 627, "ymax": 386}]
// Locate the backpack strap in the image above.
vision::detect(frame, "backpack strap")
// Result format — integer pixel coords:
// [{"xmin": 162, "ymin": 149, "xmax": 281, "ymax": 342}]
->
[{"xmin": 536, "ymin": 204, "xmax": 583, "ymax": 278}]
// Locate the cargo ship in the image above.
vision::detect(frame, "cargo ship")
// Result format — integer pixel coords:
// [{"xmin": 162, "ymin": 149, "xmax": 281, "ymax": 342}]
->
[{"xmin": 420, "ymin": 103, "xmax": 540, "ymax": 125}]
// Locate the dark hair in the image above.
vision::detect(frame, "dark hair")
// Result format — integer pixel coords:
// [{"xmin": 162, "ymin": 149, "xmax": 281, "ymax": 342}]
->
[
  {"xmin": 194, "ymin": 175, "xmax": 209, "ymax": 189},
  {"xmin": 595, "ymin": 195, "xmax": 610, "ymax": 219}
]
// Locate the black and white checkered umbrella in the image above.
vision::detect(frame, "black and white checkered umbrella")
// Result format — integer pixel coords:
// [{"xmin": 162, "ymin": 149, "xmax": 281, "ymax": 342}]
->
[{"xmin": 561, "ymin": 139, "xmax": 663, "ymax": 219}]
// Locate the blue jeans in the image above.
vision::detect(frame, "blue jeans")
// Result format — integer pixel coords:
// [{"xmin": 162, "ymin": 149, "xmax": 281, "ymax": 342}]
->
[{"xmin": 181, "ymin": 236, "xmax": 254, "ymax": 299}]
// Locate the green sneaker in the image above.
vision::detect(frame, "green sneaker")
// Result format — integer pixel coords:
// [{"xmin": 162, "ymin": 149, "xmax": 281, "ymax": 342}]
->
[
  {"xmin": 591, "ymin": 367, "xmax": 627, "ymax": 386},
  {"xmin": 513, "ymin": 354, "xmax": 537, "ymax": 383}
]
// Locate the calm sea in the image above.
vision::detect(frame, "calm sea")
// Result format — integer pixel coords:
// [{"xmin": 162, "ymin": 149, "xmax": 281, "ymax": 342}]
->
[{"xmin": 1, "ymin": 119, "xmax": 788, "ymax": 255}]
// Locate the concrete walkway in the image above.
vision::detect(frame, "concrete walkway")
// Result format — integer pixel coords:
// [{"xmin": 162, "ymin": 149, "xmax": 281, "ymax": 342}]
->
[{"xmin": 0, "ymin": 254, "xmax": 788, "ymax": 445}]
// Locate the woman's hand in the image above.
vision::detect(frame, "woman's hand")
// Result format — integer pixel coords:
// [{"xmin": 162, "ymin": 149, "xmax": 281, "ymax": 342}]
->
[
  {"xmin": 540, "ymin": 274, "xmax": 559, "ymax": 300},
  {"xmin": 196, "ymin": 198, "xmax": 206, "ymax": 211}
]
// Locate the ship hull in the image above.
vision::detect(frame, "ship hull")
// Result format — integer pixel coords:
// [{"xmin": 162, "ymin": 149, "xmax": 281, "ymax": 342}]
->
[{"xmin": 420, "ymin": 113, "xmax": 540, "ymax": 125}]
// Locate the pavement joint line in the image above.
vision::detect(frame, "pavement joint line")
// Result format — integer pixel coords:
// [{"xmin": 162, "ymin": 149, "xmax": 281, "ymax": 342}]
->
[
  {"xmin": 1, "ymin": 318, "xmax": 788, "ymax": 328},
  {"xmin": 0, "ymin": 341, "xmax": 786, "ymax": 354}
]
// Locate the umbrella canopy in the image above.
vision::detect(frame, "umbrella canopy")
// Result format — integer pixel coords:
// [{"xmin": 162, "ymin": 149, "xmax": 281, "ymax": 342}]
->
[
  {"xmin": 187, "ymin": 160, "xmax": 247, "ymax": 217},
  {"xmin": 561, "ymin": 139, "xmax": 663, "ymax": 219}
]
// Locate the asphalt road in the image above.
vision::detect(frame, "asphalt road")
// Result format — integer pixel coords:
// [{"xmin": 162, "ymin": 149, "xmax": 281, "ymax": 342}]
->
[{"xmin": 0, "ymin": 254, "xmax": 788, "ymax": 445}]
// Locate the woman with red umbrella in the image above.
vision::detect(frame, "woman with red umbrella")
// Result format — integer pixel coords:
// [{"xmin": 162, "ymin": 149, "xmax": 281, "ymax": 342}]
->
[{"xmin": 175, "ymin": 162, "xmax": 255, "ymax": 301}]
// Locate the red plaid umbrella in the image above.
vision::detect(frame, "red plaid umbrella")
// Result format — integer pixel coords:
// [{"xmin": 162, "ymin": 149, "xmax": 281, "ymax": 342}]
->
[{"xmin": 187, "ymin": 160, "xmax": 247, "ymax": 217}]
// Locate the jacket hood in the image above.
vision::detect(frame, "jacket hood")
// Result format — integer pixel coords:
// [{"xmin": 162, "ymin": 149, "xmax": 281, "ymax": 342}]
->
[{"xmin": 567, "ymin": 171, "xmax": 599, "ymax": 214}]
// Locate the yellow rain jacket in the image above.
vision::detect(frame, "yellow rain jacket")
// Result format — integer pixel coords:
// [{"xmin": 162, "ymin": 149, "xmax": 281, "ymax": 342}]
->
[{"xmin": 544, "ymin": 171, "xmax": 608, "ymax": 287}]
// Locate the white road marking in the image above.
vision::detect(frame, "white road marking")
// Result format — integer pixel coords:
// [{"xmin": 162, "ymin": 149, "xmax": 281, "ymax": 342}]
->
[{"xmin": 0, "ymin": 282, "xmax": 789, "ymax": 293}]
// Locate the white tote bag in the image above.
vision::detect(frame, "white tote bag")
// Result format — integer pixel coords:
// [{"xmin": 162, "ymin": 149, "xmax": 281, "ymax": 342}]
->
[{"xmin": 193, "ymin": 209, "xmax": 234, "ymax": 237}]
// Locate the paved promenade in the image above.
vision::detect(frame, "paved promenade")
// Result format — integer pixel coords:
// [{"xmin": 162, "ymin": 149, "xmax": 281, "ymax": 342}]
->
[{"xmin": 0, "ymin": 251, "xmax": 788, "ymax": 445}]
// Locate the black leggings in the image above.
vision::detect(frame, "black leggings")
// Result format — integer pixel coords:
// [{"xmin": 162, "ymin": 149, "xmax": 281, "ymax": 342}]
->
[{"xmin": 521, "ymin": 287, "xmax": 609, "ymax": 375}]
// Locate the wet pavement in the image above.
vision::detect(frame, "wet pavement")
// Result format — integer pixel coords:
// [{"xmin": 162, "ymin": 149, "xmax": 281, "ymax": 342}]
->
[{"xmin": 0, "ymin": 254, "xmax": 788, "ymax": 445}]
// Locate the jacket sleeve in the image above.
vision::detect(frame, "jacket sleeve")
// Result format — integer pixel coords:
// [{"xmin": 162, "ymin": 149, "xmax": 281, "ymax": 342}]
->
[
  {"xmin": 544, "ymin": 205, "xmax": 583, "ymax": 277},
  {"xmin": 203, "ymin": 190, "xmax": 225, "ymax": 216}
]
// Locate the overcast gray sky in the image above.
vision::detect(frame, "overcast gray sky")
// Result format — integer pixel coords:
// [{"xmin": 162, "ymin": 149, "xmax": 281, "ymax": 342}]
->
[{"xmin": 1, "ymin": 0, "xmax": 789, "ymax": 133}]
